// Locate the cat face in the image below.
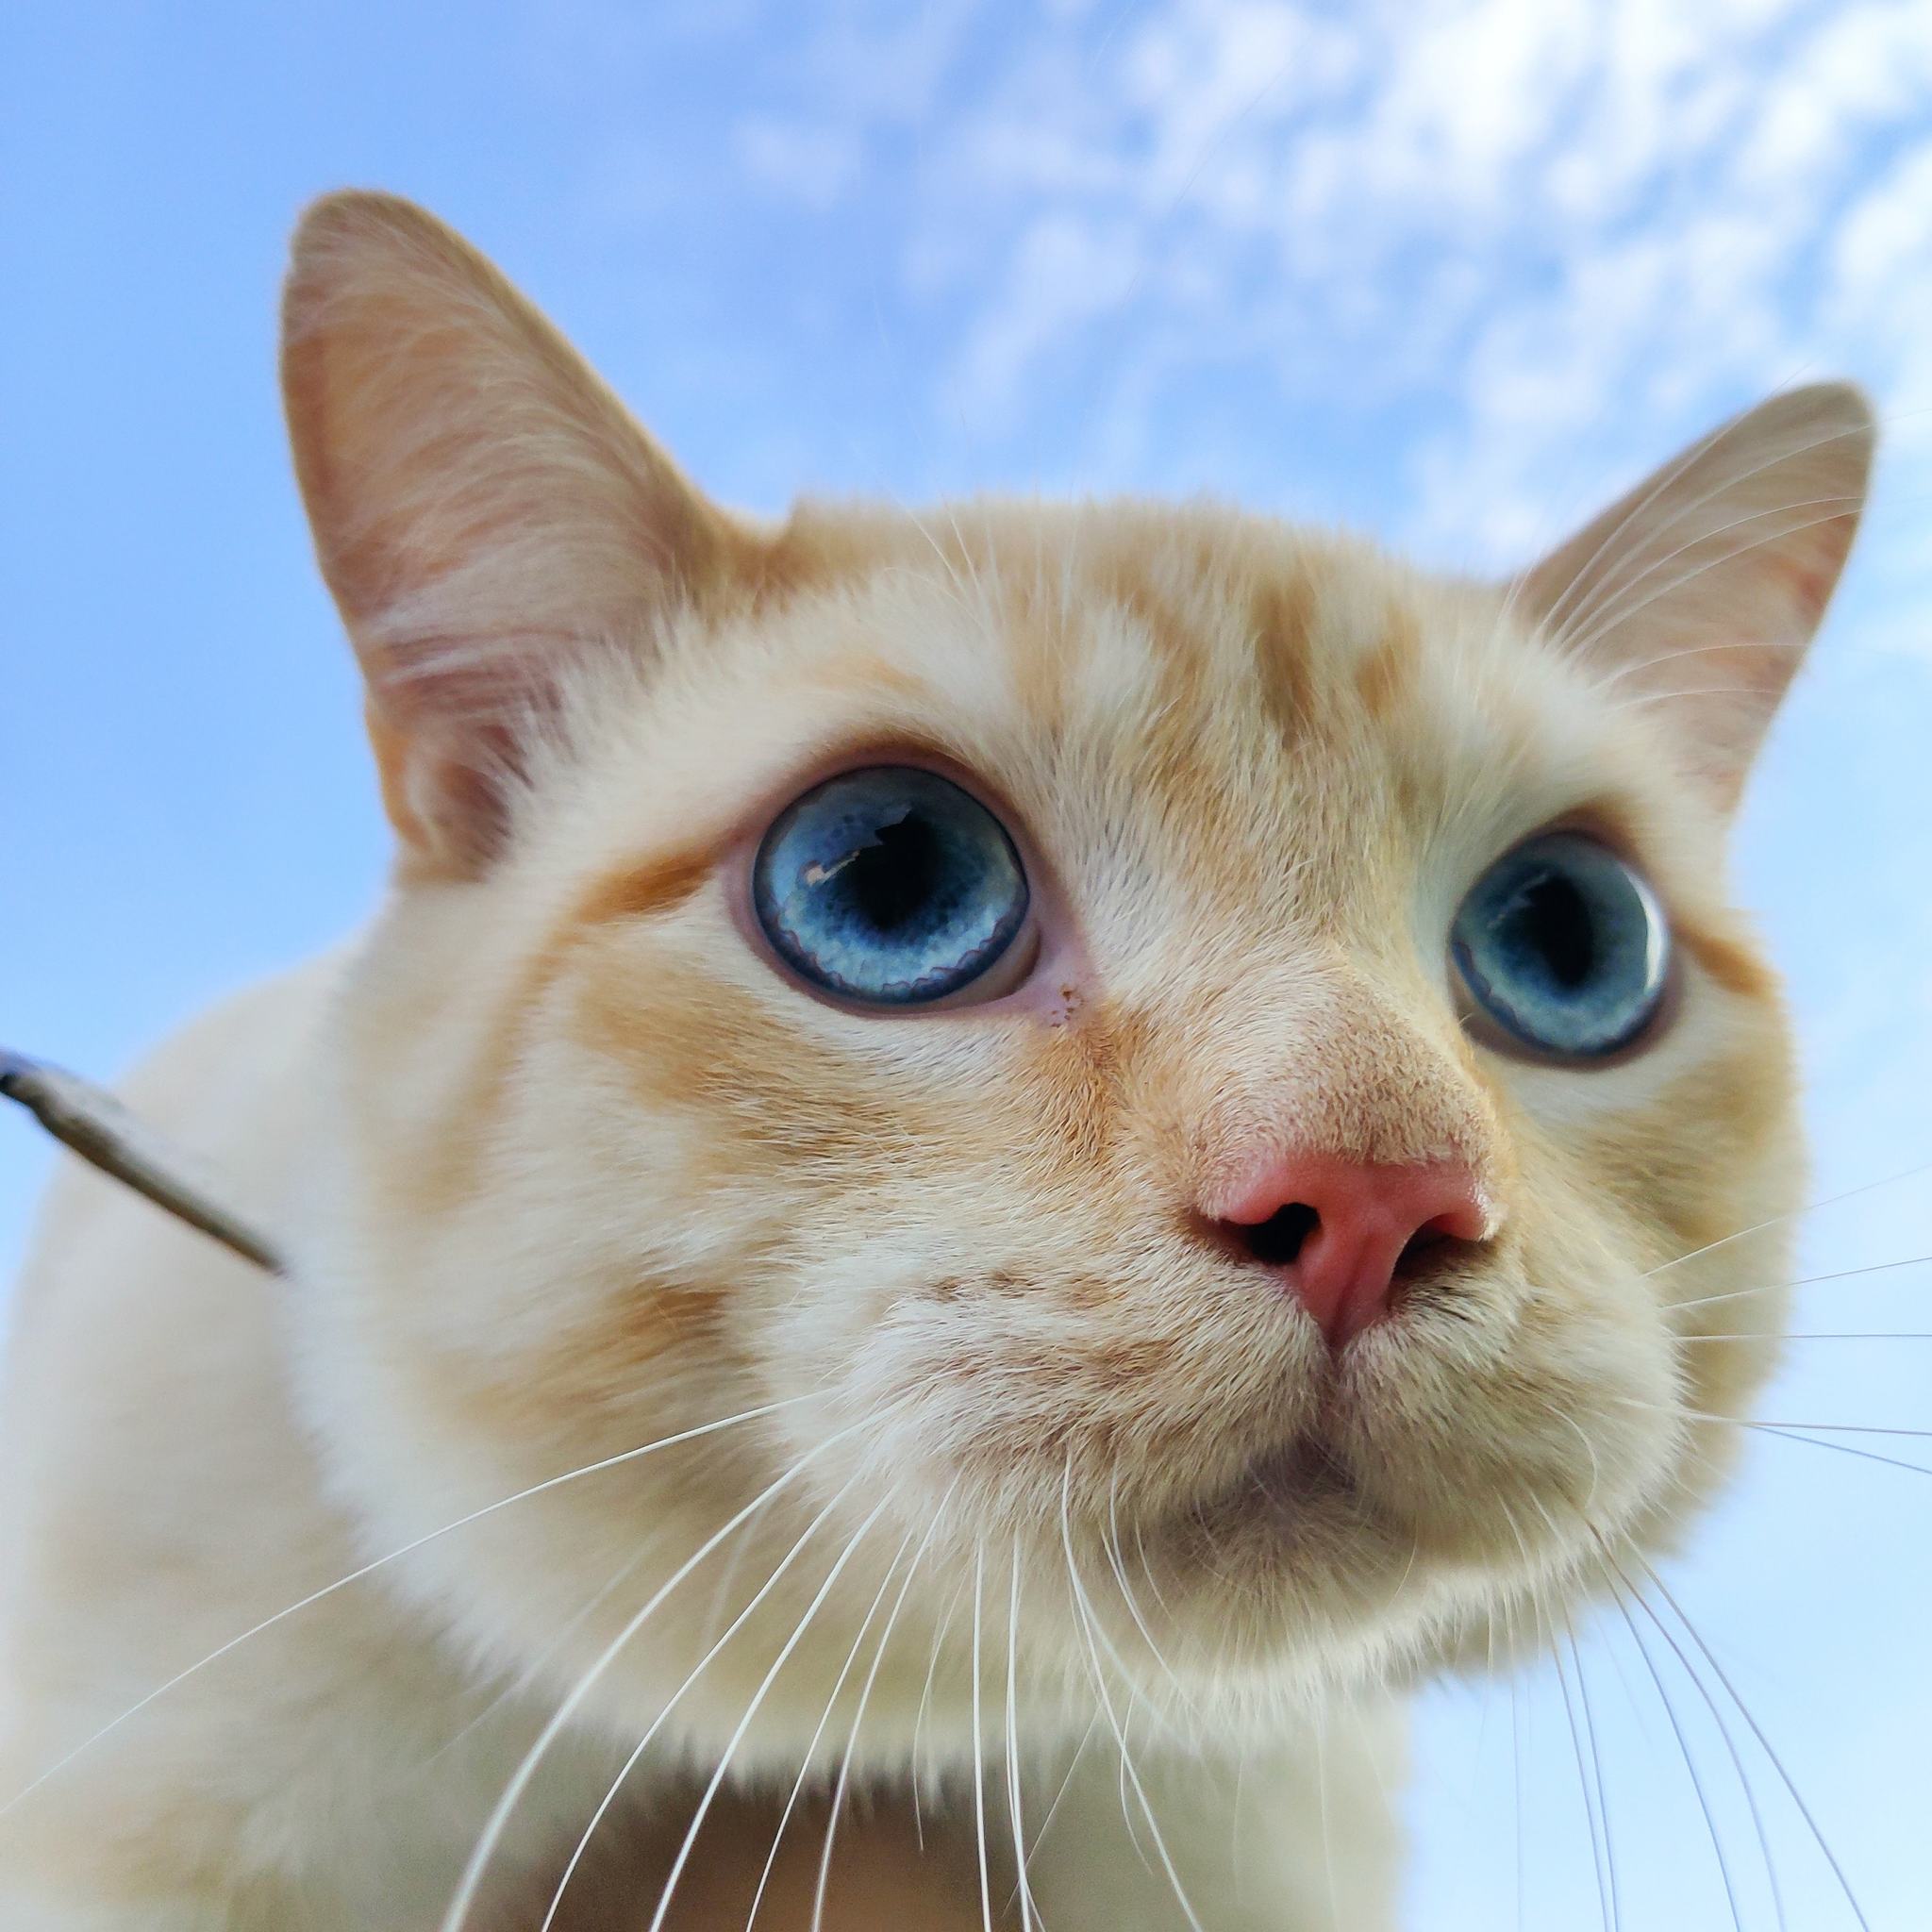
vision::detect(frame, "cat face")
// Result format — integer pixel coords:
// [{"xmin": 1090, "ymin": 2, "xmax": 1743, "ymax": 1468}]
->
[{"xmin": 283, "ymin": 195, "xmax": 1870, "ymax": 1759}]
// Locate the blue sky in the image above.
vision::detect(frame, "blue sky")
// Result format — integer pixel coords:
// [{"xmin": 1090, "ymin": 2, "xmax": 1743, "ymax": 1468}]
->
[{"xmin": 5, "ymin": 2, "xmax": 1930, "ymax": 1924}]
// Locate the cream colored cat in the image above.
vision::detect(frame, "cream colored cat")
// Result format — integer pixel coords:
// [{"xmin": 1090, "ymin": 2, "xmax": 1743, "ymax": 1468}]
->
[{"xmin": 0, "ymin": 192, "xmax": 1873, "ymax": 1930}]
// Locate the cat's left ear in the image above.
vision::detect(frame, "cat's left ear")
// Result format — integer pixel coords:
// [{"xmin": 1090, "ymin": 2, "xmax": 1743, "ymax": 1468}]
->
[
  {"xmin": 1514, "ymin": 382, "xmax": 1874, "ymax": 806},
  {"xmin": 281, "ymin": 191, "xmax": 766, "ymax": 877}
]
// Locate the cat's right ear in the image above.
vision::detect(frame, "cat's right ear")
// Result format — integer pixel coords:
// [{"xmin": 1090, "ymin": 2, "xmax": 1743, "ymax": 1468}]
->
[
  {"xmin": 281, "ymin": 192, "xmax": 759, "ymax": 877},
  {"xmin": 1514, "ymin": 382, "xmax": 1874, "ymax": 807}
]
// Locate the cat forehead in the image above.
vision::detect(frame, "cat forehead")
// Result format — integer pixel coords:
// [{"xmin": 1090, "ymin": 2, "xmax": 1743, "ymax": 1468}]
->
[{"xmin": 736, "ymin": 498, "xmax": 1615, "ymax": 847}]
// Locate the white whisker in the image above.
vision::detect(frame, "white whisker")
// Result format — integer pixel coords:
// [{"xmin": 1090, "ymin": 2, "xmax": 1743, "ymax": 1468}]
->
[
  {"xmin": 1510, "ymin": 1675, "xmax": 1526, "ymax": 1932},
  {"xmin": 1027, "ymin": 1711, "xmax": 1101, "ymax": 1858},
  {"xmin": 1534, "ymin": 403, "xmax": 1857, "ymax": 646},
  {"xmin": 541, "ymin": 1468, "xmax": 879, "ymax": 1931},
  {"xmin": 1059, "ymin": 1458, "xmax": 1205, "ymax": 1932},
  {"xmin": 645, "ymin": 1491, "xmax": 893, "ymax": 1932},
  {"xmin": 1573, "ymin": 1621, "xmax": 1623, "ymax": 1932},
  {"xmin": 1752, "ymin": 1424, "xmax": 1932, "ymax": 1480},
  {"xmin": 1624, "ymin": 1397, "xmax": 1932, "ymax": 1441},
  {"xmin": 810, "ymin": 1490, "xmax": 952, "ymax": 1932},
  {"xmin": 1058, "ymin": 1478, "xmax": 1184, "ymax": 1744},
  {"xmin": 1, "ymin": 1394, "xmax": 807, "ymax": 1822},
  {"xmin": 1602, "ymin": 1581, "xmax": 1745, "ymax": 1931},
  {"xmin": 1644, "ymin": 1162, "xmax": 1932, "ymax": 1281},
  {"xmin": 1315, "ymin": 1710, "xmax": 1342, "ymax": 1932},
  {"xmin": 740, "ymin": 1524, "xmax": 916, "ymax": 1932},
  {"xmin": 1638, "ymin": 1557, "xmax": 1864, "ymax": 1930},
  {"xmin": 1553, "ymin": 1626, "xmax": 1613, "ymax": 1932},
  {"xmin": 1103, "ymin": 1474, "xmax": 1192, "ymax": 1712},
  {"xmin": 972, "ymin": 1549, "xmax": 995, "ymax": 1932},
  {"xmin": 1006, "ymin": 1540, "xmax": 1038, "ymax": 1932},
  {"xmin": 1594, "ymin": 1546, "xmax": 1786, "ymax": 1932},
  {"xmin": 1670, "ymin": 1252, "xmax": 1932, "ymax": 1314},
  {"xmin": 911, "ymin": 1561, "xmax": 970, "ymax": 1852},
  {"xmin": 1541, "ymin": 409, "xmax": 1874, "ymax": 654},
  {"xmin": 1681, "ymin": 1331, "xmax": 1932, "ymax": 1342},
  {"xmin": 425, "ymin": 1537, "xmax": 660, "ymax": 1774},
  {"xmin": 441, "ymin": 1420, "xmax": 858, "ymax": 1932}
]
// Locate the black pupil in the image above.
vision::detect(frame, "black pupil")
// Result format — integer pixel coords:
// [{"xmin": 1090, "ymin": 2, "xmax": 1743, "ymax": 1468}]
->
[
  {"xmin": 1504, "ymin": 870, "xmax": 1596, "ymax": 987},
  {"xmin": 844, "ymin": 809, "xmax": 941, "ymax": 933}
]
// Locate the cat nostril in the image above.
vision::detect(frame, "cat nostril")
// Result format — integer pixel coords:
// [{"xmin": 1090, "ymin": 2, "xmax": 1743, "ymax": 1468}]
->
[
  {"xmin": 1393, "ymin": 1216, "xmax": 1461, "ymax": 1282},
  {"xmin": 1234, "ymin": 1202, "xmax": 1320, "ymax": 1268}
]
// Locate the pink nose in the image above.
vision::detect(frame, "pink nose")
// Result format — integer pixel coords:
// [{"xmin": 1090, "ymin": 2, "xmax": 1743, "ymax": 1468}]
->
[{"xmin": 1211, "ymin": 1151, "xmax": 1491, "ymax": 1346}]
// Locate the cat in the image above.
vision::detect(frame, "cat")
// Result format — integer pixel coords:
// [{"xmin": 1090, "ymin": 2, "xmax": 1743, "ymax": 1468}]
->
[{"xmin": 0, "ymin": 190, "xmax": 1873, "ymax": 1930}]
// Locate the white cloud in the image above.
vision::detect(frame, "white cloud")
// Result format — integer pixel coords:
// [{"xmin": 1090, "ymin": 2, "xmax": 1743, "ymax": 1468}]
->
[
  {"xmin": 727, "ymin": 0, "xmax": 1932, "ymax": 574},
  {"xmin": 730, "ymin": 117, "xmax": 864, "ymax": 210},
  {"xmin": 949, "ymin": 210, "xmax": 1145, "ymax": 433}
]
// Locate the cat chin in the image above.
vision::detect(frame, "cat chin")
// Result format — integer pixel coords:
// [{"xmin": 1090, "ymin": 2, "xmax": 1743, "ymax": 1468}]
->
[{"xmin": 1082, "ymin": 1459, "xmax": 1609, "ymax": 1691}]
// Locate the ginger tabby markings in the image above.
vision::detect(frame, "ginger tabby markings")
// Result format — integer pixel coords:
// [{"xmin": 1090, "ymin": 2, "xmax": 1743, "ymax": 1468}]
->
[{"xmin": 0, "ymin": 192, "xmax": 1872, "ymax": 1928}]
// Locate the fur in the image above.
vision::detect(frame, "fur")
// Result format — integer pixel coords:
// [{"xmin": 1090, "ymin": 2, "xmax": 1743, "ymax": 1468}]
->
[{"xmin": 0, "ymin": 193, "xmax": 1874, "ymax": 1928}]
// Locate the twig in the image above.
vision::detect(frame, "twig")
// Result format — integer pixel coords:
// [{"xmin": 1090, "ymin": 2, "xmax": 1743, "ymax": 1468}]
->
[{"xmin": 0, "ymin": 1047, "xmax": 283, "ymax": 1274}]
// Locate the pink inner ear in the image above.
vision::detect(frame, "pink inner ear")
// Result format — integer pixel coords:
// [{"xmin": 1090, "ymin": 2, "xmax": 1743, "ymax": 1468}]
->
[
  {"xmin": 1770, "ymin": 555, "xmax": 1833, "ymax": 627},
  {"xmin": 366, "ymin": 677, "xmax": 558, "ymax": 876}
]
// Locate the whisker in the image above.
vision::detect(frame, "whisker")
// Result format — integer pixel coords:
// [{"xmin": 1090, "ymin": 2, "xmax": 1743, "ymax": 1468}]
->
[
  {"xmin": 1058, "ymin": 1477, "xmax": 1185, "ymax": 1744},
  {"xmin": 1526, "ymin": 1508, "xmax": 1608, "ymax": 1928},
  {"xmin": 1636, "ymin": 1408, "xmax": 1932, "ymax": 1482},
  {"xmin": 1315, "ymin": 1714, "xmax": 1343, "ymax": 1932},
  {"xmin": 424, "ymin": 1537, "xmax": 661, "ymax": 1774},
  {"xmin": 1006, "ymin": 1541, "xmax": 1038, "ymax": 1932},
  {"xmin": 972, "ymin": 1550, "xmax": 994, "ymax": 1932},
  {"xmin": 1544, "ymin": 1398, "xmax": 1604, "ymax": 1514},
  {"xmin": 1738, "ymin": 1419, "xmax": 1932, "ymax": 1440},
  {"xmin": 1510, "ymin": 1674, "xmax": 1526, "ymax": 1932},
  {"xmin": 1618, "ymin": 1396, "xmax": 1932, "ymax": 1441},
  {"xmin": 1102, "ymin": 1475, "xmax": 1194, "ymax": 1712},
  {"xmin": 741, "ymin": 1521, "xmax": 915, "ymax": 1932},
  {"xmin": 809, "ymin": 1492, "xmax": 952, "ymax": 1932},
  {"xmin": 1596, "ymin": 633, "xmax": 1808, "ymax": 689},
  {"xmin": 541, "ymin": 1469, "xmax": 879, "ymax": 1931},
  {"xmin": 1670, "ymin": 1256, "xmax": 1932, "ymax": 1318},
  {"xmin": 1125, "ymin": 1476, "xmax": 1174, "ymax": 1620},
  {"xmin": 1680, "ymin": 1331, "xmax": 1932, "ymax": 1342},
  {"xmin": 441, "ymin": 1421, "xmax": 860, "ymax": 1932},
  {"xmin": 1643, "ymin": 1161, "xmax": 1932, "ymax": 1281},
  {"xmin": 1596, "ymin": 1553, "xmax": 1787, "ymax": 1932},
  {"xmin": 1524, "ymin": 382, "xmax": 1799, "ymax": 644},
  {"xmin": 1564, "ymin": 1619, "xmax": 1622, "ymax": 1932},
  {"xmin": 911, "ymin": 1563, "xmax": 970, "ymax": 1852},
  {"xmin": 1542, "ymin": 410, "xmax": 1876, "ymax": 653},
  {"xmin": 1638, "ymin": 1556, "xmax": 1872, "ymax": 1931},
  {"xmin": 1535, "ymin": 409, "xmax": 1870, "ymax": 648},
  {"xmin": 695, "ymin": 1478, "xmax": 784, "ymax": 1651},
  {"xmin": 1620, "ymin": 679, "xmax": 1799, "ymax": 712},
  {"xmin": 1025, "ymin": 1712, "xmax": 1101, "ymax": 1859},
  {"xmin": 1601, "ymin": 1580, "xmax": 1745, "ymax": 1932},
  {"xmin": 1059, "ymin": 1459, "xmax": 1206, "ymax": 1932},
  {"xmin": 644, "ymin": 1492, "xmax": 893, "ymax": 1932},
  {"xmin": 0, "ymin": 1394, "xmax": 808, "ymax": 1821},
  {"xmin": 940, "ymin": 500, "xmax": 994, "ymax": 615},
  {"xmin": 1752, "ymin": 1424, "xmax": 1932, "ymax": 1481}
]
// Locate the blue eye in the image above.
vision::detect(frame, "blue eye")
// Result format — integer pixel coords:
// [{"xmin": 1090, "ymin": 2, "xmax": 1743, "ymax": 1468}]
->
[
  {"xmin": 752, "ymin": 767, "xmax": 1031, "ymax": 1007},
  {"xmin": 1451, "ymin": 832, "xmax": 1670, "ymax": 1058}
]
